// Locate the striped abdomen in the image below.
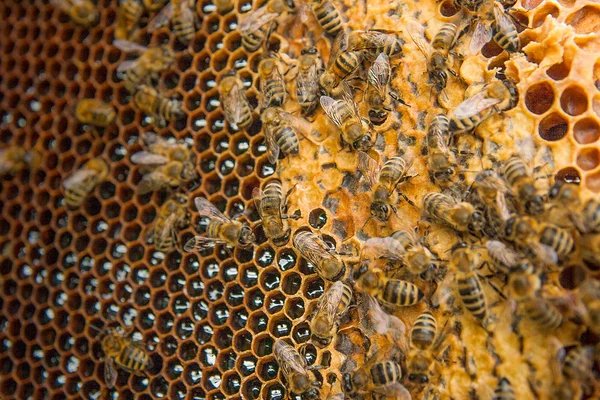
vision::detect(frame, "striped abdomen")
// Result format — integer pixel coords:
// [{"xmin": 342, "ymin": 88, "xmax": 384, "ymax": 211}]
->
[
  {"xmin": 125, "ymin": 64, "xmax": 147, "ymax": 92},
  {"xmin": 410, "ymin": 311, "xmax": 437, "ymax": 350},
  {"xmin": 494, "ymin": 377, "xmax": 515, "ymax": 400},
  {"xmin": 457, "ymin": 272, "xmax": 488, "ymax": 323},
  {"xmin": 563, "ymin": 346, "xmax": 593, "ymax": 382},
  {"xmin": 173, "ymin": 7, "xmax": 195, "ymax": 44},
  {"xmin": 330, "ymin": 51, "xmax": 362, "ymax": 82},
  {"xmin": 492, "ymin": 19, "xmax": 519, "ymax": 53},
  {"xmin": 242, "ymin": 23, "xmax": 272, "ymax": 52},
  {"xmin": 522, "ymin": 297, "xmax": 562, "ymax": 330},
  {"xmin": 337, "ymin": 283, "xmax": 353, "ymax": 313},
  {"xmin": 379, "ymin": 157, "xmax": 408, "ymax": 193},
  {"xmin": 153, "ymin": 216, "xmax": 176, "ymax": 252},
  {"xmin": 116, "ymin": 345, "xmax": 152, "ymax": 371},
  {"xmin": 390, "ymin": 230, "xmax": 414, "ymax": 253},
  {"xmin": 311, "ymin": 0, "xmax": 342, "ymax": 37},
  {"xmin": 582, "ymin": 199, "xmax": 600, "ymax": 233},
  {"xmin": 274, "ymin": 125, "xmax": 300, "ymax": 156},
  {"xmin": 156, "ymin": 97, "xmax": 182, "ymax": 122},
  {"xmin": 502, "ymin": 156, "xmax": 528, "ymax": 187},
  {"xmin": 540, "ymin": 225, "xmax": 574, "ymax": 258},
  {"xmin": 431, "ymin": 23, "xmax": 457, "ymax": 55},
  {"xmin": 423, "ymin": 192, "xmax": 454, "ymax": 221},
  {"xmin": 262, "ymin": 77, "xmax": 285, "ymax": 108},
  {"xmin": 449, "ymin": 107, "xmax": 494, "ymax": 132},
  {"xmin": 381, "ymin": 279, "xmax": 423, "ymax": 306},
  {"xmin": 370, "ymin": 361, "xmax": 402, "ymax": 386}
]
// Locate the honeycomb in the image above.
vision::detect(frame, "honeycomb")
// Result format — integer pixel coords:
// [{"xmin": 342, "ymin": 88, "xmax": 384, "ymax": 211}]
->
[{"xmin": 1, "ymin": 0, "xmax": 600, "ymax": 398}]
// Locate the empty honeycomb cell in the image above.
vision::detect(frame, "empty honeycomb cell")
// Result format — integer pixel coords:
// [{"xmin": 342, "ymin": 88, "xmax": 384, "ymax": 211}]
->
[
  {"xmin": 538, "ymin": 112, "xmax": 569, "ymax": 141},
  {"xmin": 532, "ymin": 3, "xmax": 559, "ymax": 28},
  {"xmin": 574, "ymin": 117, "xmax": 600, "ymax": 144},
  {"xmin": 577, "ymin": 147, "xmax": 600, "ymax": 171},
  {"xmin": 560, "ymin": 85, "xmax": 588, "ymax": 116},
  {"xmin": 566, "ymin": 5, "xmax": 600, "ymax": 34}
]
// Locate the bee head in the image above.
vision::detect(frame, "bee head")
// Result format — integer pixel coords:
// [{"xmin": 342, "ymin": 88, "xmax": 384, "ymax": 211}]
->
[
  {"xmin": 468, "ymin": 211, "xmax": 485, "ymax": 233},
  {"xmin": 319, "ymin": 73, "xmax": 335, "ymax": 93},
  {"xmin": 430, "ymin": 70, "xmax": 447, "ymax": 92},
  {"xmin": 239, "ymin": 225, "xmax": 256, "ymax": 246},
  {"xmin": 353, "ymin": 133, "xmax": 374, "ymax": 151},
  {"xmin": 342, "ymin": 373, "xmax": 354, "ymax": 393},
  {"xmin": 525, "ymin": 195, "xmax": 545, "ymax": 215},
  {"xmin": 408, "ymin": 373, "xmax": 429, "ymax": 384},
  {"xmin": 301, "ymin": 47, "xmax": 318, "ymax": 55},
  {"xmin": 370, "ymin": 202, "xmax": 390, "ymax": 222}
]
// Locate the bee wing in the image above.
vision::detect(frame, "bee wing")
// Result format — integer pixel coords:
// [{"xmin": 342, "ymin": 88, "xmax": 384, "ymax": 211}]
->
[
  {"xmin": 239, "ymin": 7, "xmax": 277, "ymax": 31},
  {"xmin": 223, "ymin": 83, "xmax": 246, "ymax": 127},
  {"xmin": 183, "ymin": 236, "xmax": 227, "ymax": 252},
  {"xmin": 252, "ymin": 187, "xmax": 266, "ymax": 217},
  {"xmin": 156, "ymin": 213, "xmax": 178, "ymax": 243},
  {"xmin": 104, "ymin": 356, "xmax": 118, "ymax": 389},
  {"xmin": 297, "ymin": 234, "xmax": 333, "ymax": 265},
  {"xmin": 113, "ymin": 39, "xmax": 148, "ymax": 54},
  {"xmin": 63, "ymin": 169, "xmax": 96, "ymax": 190},
  {"xmin": 361, "ymin": 237, "xmax": 404, "ymax": 261},
  {"xmin": 278, "ymin": 110, "xmax": 313, "ymax": 139},
  {"xmin": 296, "ymin": 64, "xmax": 317, "ymax": 103},
  {"xmin": 452, "ymin": 88, "xmax": 503, "ymax": 119},
  {"xmin": 357, "ymin": 151, "xmax": 380, "ymax": 188},
  {"xmin": 315, "ymin": 281, "xmax": 345, "ymax": 318},
  {"xmin": 320, "ymin": 96, "xmax": 344, "ymax": 128},
  {"xmin": 493, "ymin": 2, "xmax": 516, "ymax": 38},
  {"xmin": 368, "ymin": 53, "xmax": 391, "ymax": 97},
  {"xmin": 406, "ymin": 20, "xmax": 430, "ymax": 59},
  {"xmin": 362, "ymin": 293, "xmax": 391, "ymax": 334},
  {"xmin": 470, "ymin": 20, "xmax": 493, "ymax": 54},
  {"xmin": 374, "ymin": 382, "xmax": 412, "ymax": 399},
  {"xmin": 485, "ymin": 240, "xmax": 520, "ymax": 267},
  {"xmin": 263, "ymin": 121, "xmax": 280, "ymax": 164},
  {"xmin": 149, "ymin": 2, "xmax": 175, "ymax": 31},
  {"xmin": 131, "ymin": 151, "xmax": 169, "ymax": 165},
  {"xmin": 327, "ymin": 31, "xmax": 347, "ymax": 68},
  {"xmin": 194, "ymin": 197, "xmax": 230, "ymax": 222},
  {"xmin": 530, "ymin": 242, "xmax": 559, "ymax": 266}
]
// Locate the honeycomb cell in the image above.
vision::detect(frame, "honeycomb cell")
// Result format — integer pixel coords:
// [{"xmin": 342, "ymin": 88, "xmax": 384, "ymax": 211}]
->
[
  {"xmin": 538, "ymin": 112, "xmax": 568, "ymax": 141},
  {"xmin": 573, "ymin": 118, "xmax": 600, "ymax": 144},
  {"xmin": 525, "ymin": 81, "xmax": 554, "ymax": 115},
  {"xmin": 532, "ymin": 3, "xmax": 559, "ymax": 28},
  {"xmin": 576, "ymin": 147, "xmax": 600, "ymax": 171},
  {"xmin": 565, "ymin": 5, "xmax": 600, "ymax": 34},
  {"xmin": 587, "ymin": 170, "xmax": 600, "ymax": 192},
  {"xmin": 555, "ymin": 166, "xmax": 582, "ymax": 184},
  {"xmin": 560, "ymin": 85, "xmax": 588, "ymax": 116}
]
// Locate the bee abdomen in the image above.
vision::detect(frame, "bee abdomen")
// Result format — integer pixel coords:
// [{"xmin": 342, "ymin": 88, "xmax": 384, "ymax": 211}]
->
[
  {"xmin": 449, "ymin": 108, "xmax": 494, "ymax": 133},
  {"xmin": 118, "ymin": 346, "xmax": 150, "ymax": 371},
  {"xmin": 411, "ymin": 311, "xmax": 437, "ymax": 349},
  {"xmin": 583, "ymin": 199, "xmax": 600, "ymax": 232},
  {"xmin": 540, "ymin": 225, "xmax": 574, "ymax": 258},
  {"xmin": 432, "ymin": 23, "xmax": 457, "ymax": 53},
  {"xmin": 338, "ymin": 283, "xmax": 353, "ymax": 313},
  {"xmin": 493, "ymin": 377, "xmax": 516, "ymax": 400},
  {"xmin": 264, "ymin": 80, "xmax": 286, "ymax": 107},
  {"xmin": 371, "ymin": 361, "xmax": 402, "ymax": 386},
  {"xmin": 173, "ymin": 14, "xmax": 195, "ymax": 43},
  {"xmin": 275, "ymin": 126, "xmax": 300, "ymax": 155},
  {"xmin": 206, "ymin": 220, "xmax": 222, "ymax": 238},
  {"xmin": 492, "ymin": 23, "xmax": 519, "ymax": 53},
  {"xmin": 523, "ymin": 297, "xmax": 562, "ymax": 330},
  {"xmin": 503, "ymin": 157, "xmax": 527, "ymax": 185},
  {"xmin": 457, "ymin": 274, "xmax": 488, "ymax": 322},
  {"xmin": 390, "ymin": 230, "xmax": 413, "ymax": 251},
  {"xmin": 563, "ymin": 347, "xmax": 593, "ymax": 381},
  {"xmin": 382, "ymin": 279, "xmax": 423, "ymax": 306},
  {"xmin": 379, "ymin": 156, "xmax": 407, "ymax": 189},
  {"xmin": 312, "ymin": 0, "xmax": 342, "ymax": 37},
  {"xmin": 335, "ymin": 51, "xmax": 362, "ymax": 78}
]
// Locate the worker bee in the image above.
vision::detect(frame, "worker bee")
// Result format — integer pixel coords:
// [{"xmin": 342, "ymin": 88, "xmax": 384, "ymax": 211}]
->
[
  {"xmin": 407, "ymin": 21, "xmax": 459, "ymax": 93},
  {"xmin": 508, "ymin": 270, "xmax": 562, "ymax": 331},
  {"xmin": 578, "ymin": 280, "xmax": 600, "ymax": 334},
  {"xmin": 469, "ymin": 0, "xmax": 520, "ymax": 54},
  {"xmin": 296, "ymin": 47, "xmax": 323, "ymax": 116},
  {"xmin": 365, "ymin": 53, "xmax": 394, "ymax": 126},
  {"xmin": 114, "ymin": 40, "xmax": 175, "ymax": 93},
  {"xmin": 423, "ymin": 192, "xmax": 484, "ymax": 235},
  {"xmin": 133, "ymin": 85, "xmax": 184, "ymax": 128},
  {"xmin": 143, "ymin": 0, "xmax": 168, "ymax": 10},
  {"xmin": 502, "ymin": 216, "xmax": 559, "ymax": 266},
  {"xmin": 75, "ymin": 99, "xmax": 116, "ymax": 128},
  {"xmin": 50, "ymin": 0, "xmax": 98, "ymax": 27},
  {"xmin": 262, "ymin": 107, "xmax": 314, "ymax": 164},
  {"xmin": 342, "ymin": 358, "xmax": 405, "ymax": 397},
  {"xmin": 470, "ymin": 169, "xmax": 512, "ymax": 238},
  {"xmin": 319, "ymin": 34, "xmax": 364, "ymax": 95},
  {"xmin": 274, "ymin": 340, "xmax": 321, "ymax": 398},
  {"xmin": 502, "ymin": 155, "xmax": 545, "ymax": 216},
  {"xmin": 239, "ymin": 0, "xmax": 294, "ymax": 52},
  {"xmin": 547, "ymin": 181, "xmax": 587, "ymax": 231},
  {"xmin": 562, "ymin": 346, "xmax": 596, "ymax": 394},
  {"xmin": 581, "ymin": 199, "xmax": 600, "ymax": 234},
  {"xmin": 115, "ymin": 0, "xmax": 144, "ymax": 40},
  {"xmin": 146, "ymin": 194, "xmax": 190, "ymax": 252},
  {"xmin": 310, "ymin": 281, "xmax": 353, "ymax": 346},
  {"xmin": 425, "ymin": 114, "xmax": 456, "ymax": 187},
  {"xmin": 448, "ymin": 79, "xmax": 518, "ymax": 133},
  {"xmin": 293, "ymin": 230, "xmax": 346, "ymax": 281},
  {"xmin": 539, "ymin": 224, "xmax": 574, "ymax": 261},
  {"xmin": 321, "ymin": 89, "xmax": 374, "ymax": 151},
  {"xmin": 451, "ymin": 242, "xmax": 489, "ymax": 326},
  {"xmin": 354, "ymin": 264, "xmax": 424, "ymax": 307},
  {"xmin": 346, "ymin": 29, "xmax": 403, "ymax": 59},
  {"xmin": 307, "ymin": 0, "xmax": 343, "ymax": 38},
  {"xmin": 252, "ymin": 179, "xmax": 300, "ymax": 247},
  {"xmin": 63, "ymin": 158, "xmax": 110, "ymax": 208},
  {"xmin": 149, "ymin": 0, "xmax": 198, "ymax": 44},
  {"xmin": 219, "ymin": 72, "xmax": 254, "ymax": 130},
  {"xmin": 494, "ymin": 377, "xmax": 515, "ymax": 400},
  {"xmin": 0, "ymin": 146, "xmax": 42, "ymax": 177},
  {"xmin": 360, "ymin": 293, "xmax": 408, "ymax": 347},
  {"xmin": 485, "ymin": 240, "xmax": 533, "ymax": 276},
  {"xmin": 99, "ymin": 327, "xmax": 153, "ymax": 389},
  {"xmin": 410, "ymin": 311, "xmax": 437, "ymax": 350},
  {"xmin": 258, "ymin": 52, "xmax": 286, "ymax": 108},
  {"xmin": 184, "ymin": 197, "xmax": 255, "ymax": 251}
]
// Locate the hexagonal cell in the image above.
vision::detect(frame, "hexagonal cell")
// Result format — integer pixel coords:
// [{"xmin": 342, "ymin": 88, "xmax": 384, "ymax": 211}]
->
[
  {"xmin": 555, "ymin": 167, "xmax": 582, "ymax": 184},
  {"xmin": 524, "ymin": 81, "xmax": 554, "ymax": 115},
  {"xmin": 532, "ymin": 3, "xmax": 559, "ymax": 28},
  {"xmin": 574, "ymin": 118, "xmax": 600, "ymax": 144},
  {"xmin": 565, "ymin": 5, "xmax": 600, "ymax": 35},
  {"xmin": 538, "ymin": 112, "xmax": 568, "ymax": 141},
  {"xmin": 560, "ymin": 85, "xmax": 588, "ymax": 116},
  {"xmin": 576, "ymin": 148, "xmax": 600, "ymax": 171}
]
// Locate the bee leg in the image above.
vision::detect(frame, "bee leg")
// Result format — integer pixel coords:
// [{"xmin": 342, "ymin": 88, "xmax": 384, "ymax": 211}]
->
[
  {"xmin": 389, "ymin": 91, "xmax": 410, "ymax": 108},
  {"xmin": 398, "ymin": 192, "xmax": 418, "ymax": 209}
]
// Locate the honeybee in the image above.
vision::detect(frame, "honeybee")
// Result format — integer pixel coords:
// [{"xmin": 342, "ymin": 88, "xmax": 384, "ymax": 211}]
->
[
  {"xmin": 407, "ymin": 21, "xmax": 459, "ymax": 93},
  {"xmin": 115, "ymin": 0, "xmax": 144, "ymax": 40},
  {"xmin": 508, "ymin": 270, "xmax": 563, "ymax": 331},
  {"xmin": 258, "ymin": 52, "xmax": 286, "ymax": 108},
  {"xmin": 114, "ymin": 40, "xmax": 175, "ymax": 92},
  {"xmin": 579, "ymin": 233, "xmax": 600, "ymax": 269},
  {"xmin": 501, "ymin": 155, "xmax": 544, "ymax": 216},
  {"xmin": 100, "ymin": 327, "xmax": 153, "ymax": 388},
  {"xmin": 360, "ymin": 293, "xmax": 408, "ymax": 347},
  {"xmin": 293, "ymin": 230, "xmax": 346, "ymax": 281},
  {"xmin": 365, "ymin": 53, "xmax": 394, "ymax": 126},
  {"xmin": 410, "ymin": 311, "xmax": 437, "ymax": 350},
  {"xmin": 578, "ymin": 279, "xmax": 600, "ymax": 334},
  {"xmin": 354, "ymin": 264, "xmax": 424, "ymax": 307},
  {"xmin": 262, "ymin": 107, "xmax": 314, "ymax": 164},
  {"xmin": 143, "ymin": 0, "xmax": 168, "ymax": 10},
  {"xmin": 471, "ymin": 169, "xmax": 512, "ymax": 239},
  {"xmin": 274, "ymin": 340, "xmax": 321, "ymax": 398},
  {"xmin": 548, "ymin": 181, "xmax": 600, "ymax": 234},
  {"xmin": 342, "ymin": 358, "xmax": 405, "ymax": 397},
  {"xmin": 147, "ymin": 194, "xmax": 190, "ymax": 252},
  {"xmin": 494, "ymin": 377, "xmax": 515, "ymax": 400},
  {"xmin": 319, "ymin": 34, "xmax": 364, "ymax": 95},
  {"xmin": 581, "ymin": 199, "xmax": 600, "ymax": 233},
  {"xmin": 63, "ymin": 158, "xmax": 110, "ymax": 208},
  {"xmin": 423, "ymin": 192, "xmax": 484, "ymax": 235},
  {"xmin": 252, "ymin": 179, "xmax": 300, "ymax": 247},
  {"xmin": 448, "ymin": 79, "xmax": 518, "ymax": 133},
  {"xmin": 539, "ymin": 224, "xmax": 574, "ymax": 261},
  {"xmin": 133, "ymin": 85, "xmax": 184, "ymax": 127},
  {"xmin": 0, "ymin": 146, "xmax": 42, "ymax": 177},
  {"xmin": 239, "ymin": 0, "xmax": 294, "ymax": 52},
  {"xmin": 425, "ymin": 114, "xmax": 456, "ymax": 187},
  {"xmin": 311, "ymin": 281, "xmax": 353, "ymax": 346},
  {"xmin": 485, "ymin": 240, "xmax": 533, "ymax": 276},
  {"xmin": 307, "ymin": 0, "xmax": 343, "ymax": 38},
  {"xmin": 184, "ymin": 197, "xmax": 256, "ymax": 251},
  {"xmin": 296, "ymin": 48, "xmax": 323, "ymax": 116},
  {"xmin": 219, "ymin": 72, "xmax": 253, "ymax": 130},
  {"xmin": 562, "ymin": 346, "xmax": 596, "ymax": 394},
  {"xmin": 346, "ymin": 29, "xmax": 403, "ymax": 59},
  {"xmin": 50, "ymin": 0, "xmax": 98, "ymax": 27},
  {"xmin": 469, "ymin": 0, "xmax": 520, "ymax": 54},
  {"xmin": 149, "ymin": 0, "xmax": 198, "ymax": 44},
  {"xmin": 75, "ymin": 99, "xmax": 116, "ymax": 128},
  {"xmin": 502, "ymin": 216, "xmax": 559, "ymax": 266},
  {"xmin": 321, "ymin": 90, "xmax": 374, "ymax": 151},
  {"xmin": 361, "ymin": 229, "xmax": 436, "ymax": 277},
  {"xmin": 451, "ymin": 242, "xmax": 489, "ymax": 326}
]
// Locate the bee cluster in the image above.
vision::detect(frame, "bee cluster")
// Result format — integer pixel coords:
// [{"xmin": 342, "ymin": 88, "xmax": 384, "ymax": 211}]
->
[{"xmin": 1, "ymin": 0, "xmax": 600, "ymax": 398}]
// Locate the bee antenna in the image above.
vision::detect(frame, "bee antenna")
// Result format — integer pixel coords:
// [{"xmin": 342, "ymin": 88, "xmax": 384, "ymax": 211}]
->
[{"xmin": 88, "ymin": 323, "xmax": 105, "ymax": 333}]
